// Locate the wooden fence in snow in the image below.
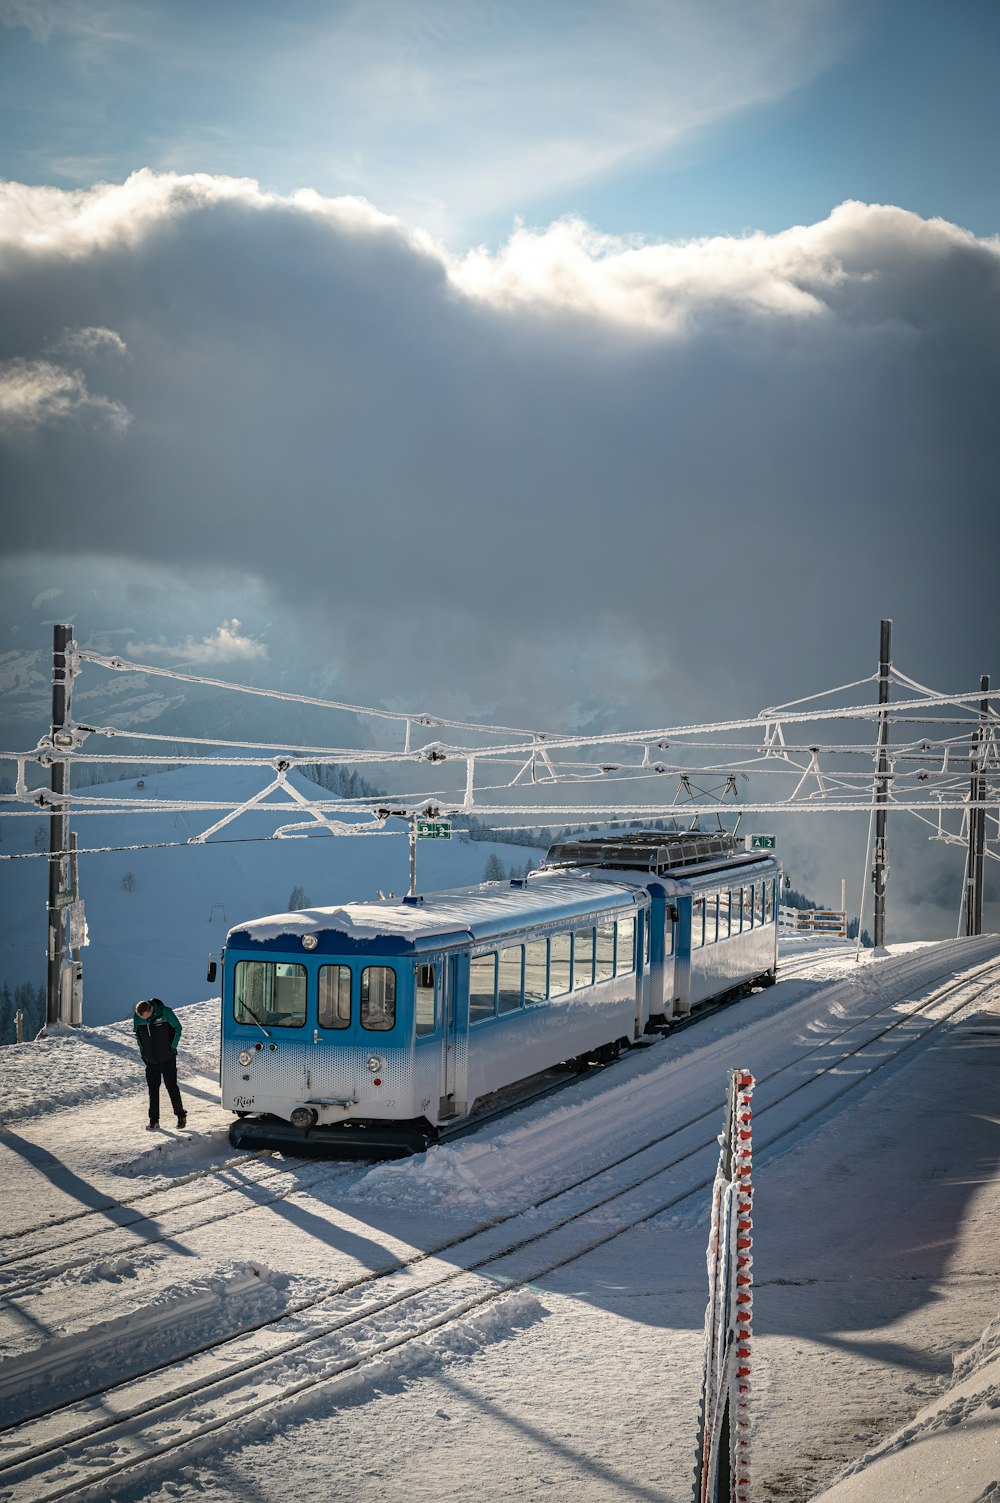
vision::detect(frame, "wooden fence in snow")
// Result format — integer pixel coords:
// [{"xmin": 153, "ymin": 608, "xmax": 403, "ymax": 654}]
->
[{"xmin": 778, "ymin": 905, "xmax": 846, "ymax": 937}]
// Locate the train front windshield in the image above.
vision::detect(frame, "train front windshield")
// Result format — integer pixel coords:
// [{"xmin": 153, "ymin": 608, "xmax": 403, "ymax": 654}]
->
[
  {"xmin": 230, "ymin": 958, "xmax": 400, "ymax": 1035},
  {"xmin": 234, "ymin": 960, "xmax": 307, "ymax": 1028}
]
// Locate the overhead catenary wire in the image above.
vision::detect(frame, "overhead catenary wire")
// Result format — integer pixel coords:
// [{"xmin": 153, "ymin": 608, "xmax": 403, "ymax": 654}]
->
[
  {"xmin": 2, "ymin": 645, "xmax": 996, "ymax": 879},
  {"xmin": 70, "ymin": 648, "xmax": 999, "ymax": 749},
  {"xmin": 0, "ymin": 831, "xmax": 405, "ymax": 860},
  {"xmin": 2, "ymin": 798, "xmax": 996, "ymax": 861},
  {"xmin": 758, "ymin": 672, "xmax": 879, "ymax": 717},
  {"xmin": 76, "ymin": 649, "xmax": 549, "ymax": 740}
]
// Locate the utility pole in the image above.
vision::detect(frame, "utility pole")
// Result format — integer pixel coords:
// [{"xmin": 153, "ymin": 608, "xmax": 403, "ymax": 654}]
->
[
  {"xmin": 45, "ymin": 623, "xmax": 74, "ymax": 1027},
  {"xmin": 409, "ymin": 814, "xmax": 417, "ymax": 897},
  {"xmin": 966, "ymin": 674, "xmax": 989, "ymax": 937},
  {"xmin": 872, "ymin": 618, "xmax": 892, "ymax": 953}
]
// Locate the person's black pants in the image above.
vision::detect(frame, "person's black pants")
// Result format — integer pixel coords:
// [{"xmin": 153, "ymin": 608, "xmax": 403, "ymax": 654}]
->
[{"xmin": 145, "ymin": 1057, "xmax": 184, "ymax": 1123}]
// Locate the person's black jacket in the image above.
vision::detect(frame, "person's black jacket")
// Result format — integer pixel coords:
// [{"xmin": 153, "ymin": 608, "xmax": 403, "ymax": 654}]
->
[{"xmin": 133, "ymin": 998, "xmax": 182, "ymax": 1065}]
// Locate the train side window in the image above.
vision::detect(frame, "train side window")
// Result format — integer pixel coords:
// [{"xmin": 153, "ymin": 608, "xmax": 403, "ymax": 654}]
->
[
  {"xmin": 361, "ymin": 966, "xmax": 396, "ymax": 1031},
  {"xmin": 572, "ymin": 927, "xmax": 594, "ymax": 990},
  {"xmin": 524, "ymin": 939, "xmax": 548, "ymax": 1003},
  {"xmin": 643, "ymin": 915, "xmax": 649, "ymax": 965},
  {"xmin": 765, "ymin": 880, "xmax": 775, "ymax": 923},
  {"xmin": 756, "ymin": 882, "xmax": 765, "ymax": 925},
  {"xmin": 718, "ymin": 891, "xmax": 731, "ymax": 940},
  {"xmin": 498, "ymin": 947, "xmax": 523, "ymax": 1013},
  {"xmin": 318, "ymin": 965, "xmax": 351, "ymax": 1029},
  {"xmin": 595, "ymin": 921, "xmax": 615, "ymax": 982},
  {"xmin": 549, "ymin": 933, "xmax": 571, "ymax": 996},
  {"xmin": 470, "ymin": 953, "xmax": 497, "ymax": 1023},
  {"xmin": 743, "ymin": 886, "xmax": 754, "ymax": 929},
  {"xmin": 616, "ymin": 915, "xmax": 635, "ymax": 974},
  {"xmin": 414, "ymin": 963, "xmax": 437, "ymax": 1036},
  {"xmin": 707, "ymin": 896, "xmax": 719, "ymax": 944},
  {"xmin": 234, "ymin": 960, "xmax": 306, "ymax": 1028},
  {"xmin": 692, "ymin": 900, "xmax": 706, "ymax": 948}
]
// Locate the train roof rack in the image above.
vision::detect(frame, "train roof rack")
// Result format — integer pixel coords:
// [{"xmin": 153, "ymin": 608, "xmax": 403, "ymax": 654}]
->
[{"xmin": 544, "ymin": 830, "xmax": 742, "ymax": 876}]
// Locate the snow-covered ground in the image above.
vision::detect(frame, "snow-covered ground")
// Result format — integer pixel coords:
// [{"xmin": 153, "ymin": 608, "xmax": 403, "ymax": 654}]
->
[{"xmin": 1, "ymin": 935, "xmax": 999, "ymax": 1502}]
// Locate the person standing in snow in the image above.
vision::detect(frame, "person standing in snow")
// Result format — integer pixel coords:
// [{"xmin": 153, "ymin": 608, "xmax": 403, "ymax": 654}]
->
[{"xmin": 133, "ymin": 998, "xmax": 187, "ymax": 1130}]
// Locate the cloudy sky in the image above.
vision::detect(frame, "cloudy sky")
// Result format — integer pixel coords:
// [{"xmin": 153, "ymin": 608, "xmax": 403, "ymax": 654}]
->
[{"xmin": 1, "ymin": 0, "xmax": 998, "ymax": 929}]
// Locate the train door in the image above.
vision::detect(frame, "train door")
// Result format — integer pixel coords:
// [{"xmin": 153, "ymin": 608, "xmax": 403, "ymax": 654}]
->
[
  {"xmin": 643, "ymin": 885, "xmax": 669, "ymax": 1024},
  {"xmin": 439, "ymin": 952, "xmax": 468, "ymax": 1119},
  {"xmin": 309, "ymin": 961, "xmax": 402, "ymax": 1109},
  {"xmin": 673, "ymin": 895, "xmax": 693, "ymax": 1015},
  {"xmin": 307, "ymin": 961, "xmax": 355, "ymax": 1101},
  {"xmin": 662, "ymin": 899, "xmax": 678, "ymax": 1020}
]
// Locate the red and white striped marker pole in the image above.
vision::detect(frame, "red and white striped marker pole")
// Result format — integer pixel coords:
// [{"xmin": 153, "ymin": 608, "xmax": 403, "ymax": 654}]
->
[{"xmin": 696, "ymin": 1068, "xmax": 754, "ymax": 1503}]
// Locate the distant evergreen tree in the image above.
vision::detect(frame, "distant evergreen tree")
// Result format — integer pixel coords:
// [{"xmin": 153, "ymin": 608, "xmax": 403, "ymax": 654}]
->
[
  {"xmin": 288, "ymin": 884, "xmax": 310, "ymax": 909},
  {"xmin": 0, "ymin": 980, "xmax": 45, "ymax": 1045},
  {"xmin": 482, "ymin": 854, "xmax": 506, "ymax": 881},
  {"xmin": 303, "ymin": 764, "xmax": 387, "ymax": 803},
  {"xmin": 121, "ymin": 870, "xmax": 137, "ymax": 893},
  {"xmin": 846, "ymin": 918, "xmax": 873, "ymax": 947},
  {"xmin": 33, "ymin": 823, "xmax": 47, "ymax": 851},
  {"xmin": 784, "ymin": 886, "xmax": 824, "ymax": 911},
  {"xmin": 452, "ymin": 813, "xmax": 549, "ymax": 851},
  {"xmin": 71, "ymin": 763, "xmax": 179, "ymax": 788}
]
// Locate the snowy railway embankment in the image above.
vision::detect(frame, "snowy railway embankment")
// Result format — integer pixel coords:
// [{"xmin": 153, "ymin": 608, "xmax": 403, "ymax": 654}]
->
[{"xmin": 1, "ymin": 937, "xmax": 999, "ymax": 1503}]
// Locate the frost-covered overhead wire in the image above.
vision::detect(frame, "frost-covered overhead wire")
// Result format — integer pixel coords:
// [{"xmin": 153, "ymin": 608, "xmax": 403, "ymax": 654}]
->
[{"xmin": 2, "ymin": 647, "xmax": 995, "ymax": 866}]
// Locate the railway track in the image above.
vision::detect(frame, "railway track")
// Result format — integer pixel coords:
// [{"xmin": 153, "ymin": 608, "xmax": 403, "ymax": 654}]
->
[
  {"xmin": 2, "ymin": 951, "xmax": 996, "ymax": 1503},
  {"xmin": 774, "ymin": 949, "xmax": 856, "ymax": 981},
  {"xmin": 0, "ymin": 1154, "xmax": 357, "ymax": 1303},
  {"xmin": 0, "ymin": 1145, "xmax": 261, "ymax": 1246}
]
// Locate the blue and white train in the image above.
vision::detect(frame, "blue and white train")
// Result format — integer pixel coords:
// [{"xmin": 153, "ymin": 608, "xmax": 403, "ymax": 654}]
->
[{"xmin": 217, "ymin": 832, "xmax": 780, "ymax": 1155}]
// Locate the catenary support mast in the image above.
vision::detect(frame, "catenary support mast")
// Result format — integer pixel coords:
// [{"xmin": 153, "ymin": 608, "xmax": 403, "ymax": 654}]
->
[
  {"xmin": 872, "ymin": 618, "xmax": 892, "ymax": 952},
  {"xmin": 45, "ymin": 623, "xmax": 74, "ymax": 1026},
  {"xmin": 966, "ymin": 674, "xmax": 989, "ymax": 937}
]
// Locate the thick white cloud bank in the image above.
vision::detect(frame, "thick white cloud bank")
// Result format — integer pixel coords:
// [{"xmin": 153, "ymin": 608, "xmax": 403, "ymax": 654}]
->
[{"xmin": 0, "ymin": 170, "xmax": 997, "ymax": 728}]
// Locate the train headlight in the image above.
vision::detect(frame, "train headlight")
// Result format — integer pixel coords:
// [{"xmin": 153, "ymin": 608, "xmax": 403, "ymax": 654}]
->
[
  {"xmin": 238, "ymin": 1050, "xmax": 251, "ymax": 1066},
  {"xmin": 367, "ymin": 1056, "xmax": 382, "ymax": 1073},
  {"xmin": 301, "ymin": 933, "xmax": 318, "ymax": 950},
  {"xmin": 290, "ymin": 1106, "xmax": 318, "ymax": 1130}
]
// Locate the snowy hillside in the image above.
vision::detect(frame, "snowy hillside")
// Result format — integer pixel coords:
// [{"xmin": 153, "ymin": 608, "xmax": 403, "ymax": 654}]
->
[
  {"xmin": 0, "ymin": 762, "xmax": 545, "ymax": 1031},
  {"xmin": 1, "ymin": 936, "xmax": 999, "ymax": 1502}
]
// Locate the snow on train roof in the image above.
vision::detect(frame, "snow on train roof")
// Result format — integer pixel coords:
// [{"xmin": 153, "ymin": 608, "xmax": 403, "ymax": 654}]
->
[{"xmin": 230, "ymin": 872, "xmax": 642, "ymax": 950}]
